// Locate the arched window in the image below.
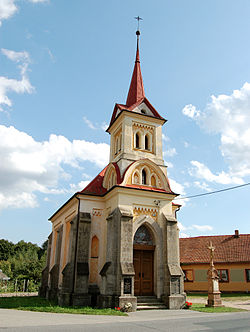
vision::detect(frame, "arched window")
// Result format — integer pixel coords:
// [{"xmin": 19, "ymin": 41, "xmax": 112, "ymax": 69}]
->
[
  {"xmin": 90, "ymin": 236, "xmax": 99, "ymax": 284},
  {"xmin": 134, "ymin": 225, "xmax": 153, "ymax": 245},
  {"xmin": 142, "ymin": 169, "xmax": 147, "ymax": 185},
  {"xmin": 133, "ymin": 172, "xmax": 139, "ymax": 184},
  {"xmin": 115, "ymin": 137, "xmax": 119, "ymax": 154},
  {"xmin": 135, "ymin": 133, "xmax": 140, "ymax": 149},
  {"xmin": 145, "ymin": 134, "xmax": 149, "ymax": 150},
  {"xmin": 151, "ymin": 175, "xmax": 156, "ymax": 187},
  {"xmin": 119, "ymin": 134, "xmax": 122, "ymax": 151}
]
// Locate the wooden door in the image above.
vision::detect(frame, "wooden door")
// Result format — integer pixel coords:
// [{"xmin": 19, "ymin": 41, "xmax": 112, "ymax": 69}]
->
[{"xmin": 133, "ymin": 249, "xmax": 154, "ymax": 296}]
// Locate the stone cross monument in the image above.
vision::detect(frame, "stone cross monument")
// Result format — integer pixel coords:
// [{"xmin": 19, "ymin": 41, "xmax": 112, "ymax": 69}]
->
[{"xmin": 206, "ymin": 241, "xmax": 223, "ymax": 307}]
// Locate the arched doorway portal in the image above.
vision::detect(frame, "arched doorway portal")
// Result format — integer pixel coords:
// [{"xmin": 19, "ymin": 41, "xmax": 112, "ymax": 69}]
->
[{"xmin": 133, "ymin": 225, "xmax": 155, "ymax": 296}]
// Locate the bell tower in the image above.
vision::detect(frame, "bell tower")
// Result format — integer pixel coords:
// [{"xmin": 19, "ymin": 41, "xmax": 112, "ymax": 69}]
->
[{"xmin": 107, "ymin": 29, "xmax": 167, "ymax": 178}]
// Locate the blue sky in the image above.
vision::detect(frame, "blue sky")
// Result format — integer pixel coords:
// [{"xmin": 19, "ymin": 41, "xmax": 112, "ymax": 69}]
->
[{"xmin": 0, "ymin": 0, "xmax": 250, "ymax": 245}]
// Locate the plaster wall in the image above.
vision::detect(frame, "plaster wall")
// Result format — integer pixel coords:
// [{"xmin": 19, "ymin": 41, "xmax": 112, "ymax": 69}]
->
[{"xmin": 182, "ymin": 262, "xmax": 250, "ymax": 292}]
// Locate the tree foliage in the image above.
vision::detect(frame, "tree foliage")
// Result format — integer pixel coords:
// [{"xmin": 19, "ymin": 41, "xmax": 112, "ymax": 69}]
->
[{"xmin": 0, "ymin": 238, "xmax": 47, "ymax": 290}]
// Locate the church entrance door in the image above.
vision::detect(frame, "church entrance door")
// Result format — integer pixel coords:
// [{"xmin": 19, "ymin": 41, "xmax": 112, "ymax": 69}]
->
[
  {"xmin": 133, "ymin": 247, "xmax": 154, "ymax": 296},
  {"xmin": 133, "ymin": 224, "xmax": 155, "ymax": 296}
]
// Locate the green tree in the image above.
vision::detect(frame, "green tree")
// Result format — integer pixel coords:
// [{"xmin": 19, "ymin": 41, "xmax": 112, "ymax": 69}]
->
[
  {"xmin": 0, "ymin": 239, "xmax": 15, "ymax": 261},
  {"xmin": 0, "ymin": 260, "xmax": 12, "ymax": 278}
]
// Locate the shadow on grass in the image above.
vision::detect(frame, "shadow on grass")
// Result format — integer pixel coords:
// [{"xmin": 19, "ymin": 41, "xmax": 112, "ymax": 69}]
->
[{"xmin": 0, "ymin": 296, "xmax": 127, "ymax": 316}]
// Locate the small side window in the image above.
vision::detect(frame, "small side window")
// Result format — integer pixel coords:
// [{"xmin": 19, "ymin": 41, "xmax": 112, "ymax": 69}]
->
[
  {"xmin": 246, "ymin": 269, "xmax": 250, "ymax": 282},
  {"xmin": 183, "ymin": 270, "xmax": 194, "ymax": 282},
  {"xmin": 218, "ymin": 269, "xmax": 229, "ymax": 282}
]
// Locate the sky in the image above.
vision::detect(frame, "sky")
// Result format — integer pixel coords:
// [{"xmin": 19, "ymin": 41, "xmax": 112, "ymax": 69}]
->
[{"xmin": 0, "ymin": 0, "xmax": 250, "ymax": 246}]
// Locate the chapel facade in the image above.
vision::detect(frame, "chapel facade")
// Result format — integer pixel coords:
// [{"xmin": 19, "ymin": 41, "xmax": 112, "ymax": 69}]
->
[{"xmin": 40, "ymin": 30, "xmax": 186, "ymax": 311}]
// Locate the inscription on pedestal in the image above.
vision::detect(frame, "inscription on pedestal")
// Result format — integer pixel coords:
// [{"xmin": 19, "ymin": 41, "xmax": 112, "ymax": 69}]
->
[
  {"xmin": 171, "ymin": 276, "xmax": 180, "ymax": 294},
  {"xmin": 124, "ymin": 277, "xmax": 132, "ymax": 295}
]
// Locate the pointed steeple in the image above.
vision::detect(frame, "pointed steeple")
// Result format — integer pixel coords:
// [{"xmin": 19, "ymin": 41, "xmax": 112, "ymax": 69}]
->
[{"xmin": 126, "ymin": 30, "xmax": 145, "ymax": 107}]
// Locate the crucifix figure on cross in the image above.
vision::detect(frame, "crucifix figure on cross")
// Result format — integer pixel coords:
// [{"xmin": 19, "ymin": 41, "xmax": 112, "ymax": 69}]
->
[{"xmin": 208, "ymin": 241, "xmax": 215, "ymax": 266}]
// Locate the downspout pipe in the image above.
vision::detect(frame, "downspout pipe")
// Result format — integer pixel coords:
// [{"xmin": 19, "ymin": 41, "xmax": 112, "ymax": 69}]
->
[{"xmin": 72, "ymin": 195, "xmax": 80, "ymax": 303}]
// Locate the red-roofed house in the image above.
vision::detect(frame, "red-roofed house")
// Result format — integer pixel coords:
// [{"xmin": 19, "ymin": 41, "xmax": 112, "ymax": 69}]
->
[
  {"xmin": 40, "ymin": 30, "xmax": 186, "ymax": 311},
  {"xmin": 180, "ymin": 231, "xmax": 250, "ymax": 292}
]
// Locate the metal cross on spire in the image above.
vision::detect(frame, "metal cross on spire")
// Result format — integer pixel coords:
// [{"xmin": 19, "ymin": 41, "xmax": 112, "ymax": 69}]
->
[{"xmin": 134, "ymin": 16, "xmax": 143, "ymax": 31}]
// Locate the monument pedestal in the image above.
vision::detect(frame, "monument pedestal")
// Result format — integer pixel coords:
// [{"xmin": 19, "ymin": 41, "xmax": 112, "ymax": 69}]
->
[{"xmin": 206, "ymin": 242, "xmax": 223, "ymax": 307}]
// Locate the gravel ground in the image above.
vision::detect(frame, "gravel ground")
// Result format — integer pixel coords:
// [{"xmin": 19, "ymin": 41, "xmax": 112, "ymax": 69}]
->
[
  {"xmin": 187, "ymin": 296, "xmax": 250, "ymax": 311},
  {"xmin": 0, "ymin": 292, "xmax": 38, "ymax": 297}
]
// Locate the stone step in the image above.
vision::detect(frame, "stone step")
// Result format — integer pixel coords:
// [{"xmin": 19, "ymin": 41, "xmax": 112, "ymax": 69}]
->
[
  {"xmin": 136, "ymin": 296, "xmax": 167, "ymax": 310},
  {"xmin": 137, "ymin": 301, "xmax": 164, "ymax": 306},
  {"xmin": 137, "ymin": 296, "xmax": 159, "ymax": 303},
  {"xmin": 137, "ymin": 304, "xmax": 167, "ymax": 311}
]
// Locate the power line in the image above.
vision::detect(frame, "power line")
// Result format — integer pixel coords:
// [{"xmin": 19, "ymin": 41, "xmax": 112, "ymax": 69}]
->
[{"xmin": 178, "ymin": 182, "xmax": 250, "ymax": 200}]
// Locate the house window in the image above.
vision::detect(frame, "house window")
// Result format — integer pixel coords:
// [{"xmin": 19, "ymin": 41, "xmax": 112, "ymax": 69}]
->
[
  {"xmin": 218, "ymin": 269, "xmax": 229, "ymax": 282},
  {"xmin": 183, "ymin": 270, "xmax": 194, "ymax": 282},
  {"xmin": 246, "ymin": 269, "xmax": 250, "ymax": 282}
]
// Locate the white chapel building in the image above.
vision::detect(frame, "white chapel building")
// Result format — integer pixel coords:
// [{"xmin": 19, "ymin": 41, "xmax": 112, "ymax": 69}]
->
[{"xmin": 40, "ymin": 29, "xmax": 186, "ymax": 311}]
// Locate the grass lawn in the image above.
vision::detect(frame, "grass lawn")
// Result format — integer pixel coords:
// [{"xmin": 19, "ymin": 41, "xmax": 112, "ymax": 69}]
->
[
  {"xmin": 0, "ymin": 296, "xmax": 126, "ymax": 316},
  {"xmin": 187, "ymin": 293, "xmax": 250, "ymax": 302},
  {"xmin": 190, "ymin": 303, "xmax": 247, "ymax": 313}
]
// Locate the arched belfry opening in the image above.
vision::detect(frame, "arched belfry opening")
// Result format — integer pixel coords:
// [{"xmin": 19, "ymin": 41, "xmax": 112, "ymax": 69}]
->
[{"xmin": 133, "ymin": 225, "xmax": 155, "ymax": 296}]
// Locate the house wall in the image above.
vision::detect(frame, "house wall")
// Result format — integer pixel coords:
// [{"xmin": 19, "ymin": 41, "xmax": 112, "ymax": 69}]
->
[{"xmin": 181, "ymin": 262, "xmax": 250, "ymax": 292}]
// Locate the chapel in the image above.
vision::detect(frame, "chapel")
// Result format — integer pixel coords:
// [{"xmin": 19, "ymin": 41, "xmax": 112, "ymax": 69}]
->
[{"xmin": 40, "ymin": 29, "xmax": 186, "ymax": 311}]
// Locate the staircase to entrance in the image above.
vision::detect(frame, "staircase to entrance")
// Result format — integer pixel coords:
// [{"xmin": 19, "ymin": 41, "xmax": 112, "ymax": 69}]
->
[{"xmin": 137, "ymin": 296, "xmax": 167, "ymax": 310}]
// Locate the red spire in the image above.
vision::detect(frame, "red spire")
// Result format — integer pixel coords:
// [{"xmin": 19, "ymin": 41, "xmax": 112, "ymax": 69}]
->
[{"xmin": 126, "ymin": 30, "xmax": 145, "ymax": 107}]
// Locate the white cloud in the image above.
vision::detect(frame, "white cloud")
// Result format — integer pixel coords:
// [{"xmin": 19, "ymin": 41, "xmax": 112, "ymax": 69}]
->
[
  {"xmin": 184, "ymin": 141, "xmax": 189, "ymax": 148},
  {"xmin": 0, "ymin": 125, "xmax": 109, "ymax": 211},
  {"xmin": 183, "ymin": 82, "xmax": 250, "ymax": 180},
  {"xmin": 169, "ymin": 178, "xmax": 188, "ymax": 206},
  {"xmin": 178, "ymin": 222, "xmax": 213, "ymax": 237},
  {"xmin": 101, "ymin": 122, "xmax": 108, "ymax": 131},
  {"xmin": 162, "ymin": 133, "xmax": 170, "ymax": 142},
  {"xmin": 2, "ymin": 49, "xmax": 30, "ymax": 63},
  {"xmin": 194, "ymin": 181, "xmax": 212, "ymax": 192},
  {"xmin": 0, "ymin": 0, "xmax": 17, "ymax": 26},
  {"xmin": 190, "ymin": 160, "xmax": 243, "ymax": 185},
  {"xmin": 69, "ymin": 180, "xmax": 90, "ymax": 193},
  {"xmin": 0, "ymin": 0, "xmax": 48, "ymax": 27},
  {"xmin": 192, "ymin": 224, "xmax": 213, "ymax": 232},
  {"xmin": 164, "ymin": 147, "xmax": 177, "ymax": 157},
  {"xmin": 83, "ymin": 116, "xmax": 97, "ymax": 129},
  {"xmin": 179, "ymin": 232, "xmax": 189, "ymax": 238},
  {"xmin": 28, "ymin": 0, "xmax": 48, "ymax": 3},
  {"xmin": 83, "ymin": 116, "xmax": 108, "ymax": 131},
  {"xmin": 166, "ymin": 161, "xmax": 173, "ymax": 168},
  {"xmin": 182, "ymin": 104, "xmax": 200, "ymax": 119},
  {"xmin": 0, "ymin": 49, "xmax": 34, "ymax": 111}
]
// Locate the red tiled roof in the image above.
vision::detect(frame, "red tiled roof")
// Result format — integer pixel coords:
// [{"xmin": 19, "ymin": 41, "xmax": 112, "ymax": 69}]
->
[
  {"xmin": 124, "ymin": 184, "xmax": 173, "ymax": 194},
  {"xmin": 79, "ymin": 160, "xmax": 175, "ymax": 196},
  {"xmin": 180, "ymin": 234, "xmax": 250, "ymax": 264},
  {"xmin": 79, "ymin": 165, "xmax": 108, "ymax": 196},
  {"xmin": 126, "ymin": 37, "xmax": 145, "ymax": 107},
  {"xmin": 107, "ymin": 34, "xmax": 166, "ymax": 130},
  {"xmin": 108, "ymin": 97, "xmax": 165, "ymax": 130}
]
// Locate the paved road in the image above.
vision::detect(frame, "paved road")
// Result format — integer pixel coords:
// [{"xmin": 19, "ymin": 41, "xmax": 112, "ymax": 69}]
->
[{"xmin": 0, "ymin": 309, "xmax": 250, "ymax": 332}]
